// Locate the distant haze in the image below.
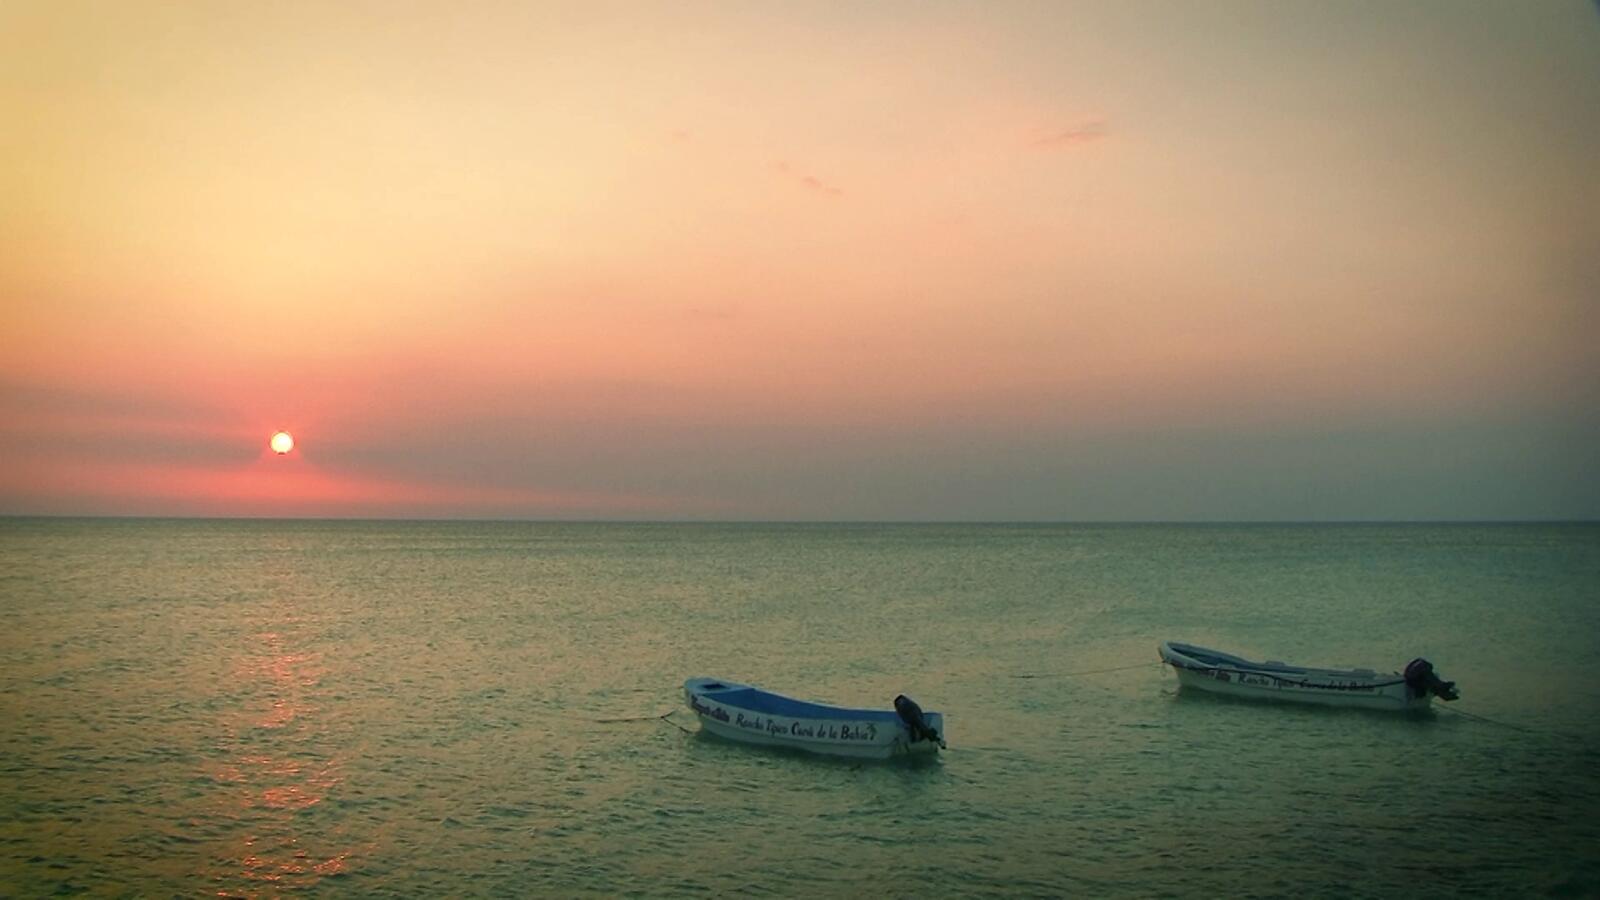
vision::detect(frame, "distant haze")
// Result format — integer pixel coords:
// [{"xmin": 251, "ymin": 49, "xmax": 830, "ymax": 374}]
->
[{"xmin": 2, "ymin": 1, "xmax": 1596, "ymax": 520}]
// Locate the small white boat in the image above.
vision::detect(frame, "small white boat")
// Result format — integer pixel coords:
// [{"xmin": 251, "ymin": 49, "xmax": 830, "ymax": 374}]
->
[
  {"xmin": 683, "ymin": 677, "xmax": 945, "ymax": 759},
  {"xmin": 1159, "ymin": 641, "xmax": 1459, "ymax": 711}
]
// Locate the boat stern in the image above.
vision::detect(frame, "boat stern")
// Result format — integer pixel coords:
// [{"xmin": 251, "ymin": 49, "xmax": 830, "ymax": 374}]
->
[{"xmin": 1403, "ymin": 658, "xmax": 1460, "ymax": 702}]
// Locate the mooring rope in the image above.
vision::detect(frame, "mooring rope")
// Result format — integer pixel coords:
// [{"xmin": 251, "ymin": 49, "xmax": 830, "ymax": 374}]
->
[
  {"xmin": 1434, "ymin": 703, "xmax": 1537, "ymax": 733},
  {"xmin": 591, "ymin": 710, "xmax": 679, "ymax": 724},
  {"xmin": 1010, "ymin": 661, "xmax": 1162, "ymax": 679},
  {"xmin": 585, "ymin": 708, "xmax": 699, "ymax": 734}
]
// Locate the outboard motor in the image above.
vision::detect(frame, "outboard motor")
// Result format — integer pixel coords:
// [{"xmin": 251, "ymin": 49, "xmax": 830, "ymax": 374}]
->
[
  {"xmin": 1404, "ymin": 658, "xmax": 1459, "ymax": 702},
  {"xmin": 894, "ymin": 694, "xmax": 944, "ymax": 746}
]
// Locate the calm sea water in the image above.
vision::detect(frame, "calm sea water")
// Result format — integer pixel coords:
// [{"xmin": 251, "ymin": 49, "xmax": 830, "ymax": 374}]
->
[{"xmin": 1, "ymin": 520, "xmax": 1597, "ymax": 897}]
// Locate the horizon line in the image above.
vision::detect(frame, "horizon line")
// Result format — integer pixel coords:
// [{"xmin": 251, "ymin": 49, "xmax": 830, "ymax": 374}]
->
[{"xmin": 1, "ymin": 514, "xmax": 1595, "ymax": 527}]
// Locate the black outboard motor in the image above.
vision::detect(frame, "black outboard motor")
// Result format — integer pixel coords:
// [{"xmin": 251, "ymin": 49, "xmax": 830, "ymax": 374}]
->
[
  {"xmin": 894, "ymin": 694, "xmax": 944, "ymax": 746},
  {"xmin": 1404, "ymin": 658, "xmax": 1459, "ymax": 702}
]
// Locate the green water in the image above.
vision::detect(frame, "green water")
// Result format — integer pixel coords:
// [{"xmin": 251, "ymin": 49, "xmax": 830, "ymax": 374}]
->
[{"xmin": 2, "ymin": 520, "xmax": 1597, "ymax": 896}]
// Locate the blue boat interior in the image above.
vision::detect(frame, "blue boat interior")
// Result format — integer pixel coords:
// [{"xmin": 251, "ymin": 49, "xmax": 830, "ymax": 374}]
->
[{"xmin": 693, "ymin": 681, "xmax": 906, "ymax": 722}]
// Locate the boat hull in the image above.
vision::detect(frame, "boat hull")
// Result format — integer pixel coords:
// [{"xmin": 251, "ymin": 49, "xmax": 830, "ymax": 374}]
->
[
  {"xmin": 683, "ymin": 677, "xmax": 944, "ymax": 759},
  {"xmin": 1160, "ymin": 641, "xmax": 1431, "ymax": 711}
]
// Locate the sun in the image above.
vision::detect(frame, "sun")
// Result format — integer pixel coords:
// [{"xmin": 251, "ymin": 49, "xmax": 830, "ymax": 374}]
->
[{"xmin": 269, "ymin": 431, "xmax": 295, "ymax": 455}]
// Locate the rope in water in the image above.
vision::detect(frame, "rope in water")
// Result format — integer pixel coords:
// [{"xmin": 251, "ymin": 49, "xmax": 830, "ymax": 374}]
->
[
  {"xmin": 659, "ymin": 712, "xmax": 696, "ymax": 734},
  {"xmin": 585, "ymin": 709, "xmax": 698, "ymax": 734},
  {"xmin": 591, "ymin": 710, "xmax": 678, "ymax": 723},
  {"xmin": 1434, "ymin": 703, "xmax": 1536, "ymax": 733},
  {"xmin": 1010, "ymin": 661, "xmax": 1162, "ymax": 679},
  {"xmin": 1440, "ymin": 705, "xmax": 1596, "ymax": 744}
]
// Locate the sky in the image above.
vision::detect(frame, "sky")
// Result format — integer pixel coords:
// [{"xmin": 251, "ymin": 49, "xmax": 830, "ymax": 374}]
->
[{"xmin": 1, "ymin": 0, "xmax": 1597, "ymax": 521}]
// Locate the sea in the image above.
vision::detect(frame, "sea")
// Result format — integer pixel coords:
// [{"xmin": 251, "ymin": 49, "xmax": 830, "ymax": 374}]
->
[{"xmin": 1, "ymin": 519, "xmax": 1597, "ymax": 898}]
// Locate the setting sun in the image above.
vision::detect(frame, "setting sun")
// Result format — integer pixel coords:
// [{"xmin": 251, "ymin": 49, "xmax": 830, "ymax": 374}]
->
[{"xmin": 270, "ymin": 431, "xmax": 294, "ymax": 455}]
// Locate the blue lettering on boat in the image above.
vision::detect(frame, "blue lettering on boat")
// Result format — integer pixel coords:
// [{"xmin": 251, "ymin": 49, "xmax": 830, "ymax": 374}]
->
[{"xmin": 689, "ymin": 697, "xmax": 728, "ymax": 722}]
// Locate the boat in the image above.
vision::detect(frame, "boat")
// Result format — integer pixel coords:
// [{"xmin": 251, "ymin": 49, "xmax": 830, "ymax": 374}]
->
[
  {"xmin": 683, "ymin": 677, "xmax": 945, "ymax": 759},
  {"xmin": 1158, "ymin": 641, "xmax": 1459, "ymax": 711}
]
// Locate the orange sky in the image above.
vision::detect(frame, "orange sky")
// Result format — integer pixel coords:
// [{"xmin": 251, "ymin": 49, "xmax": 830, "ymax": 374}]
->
[{"xmin": 2, "ymin": 1, "xmax": 1597, "ymax": 519}]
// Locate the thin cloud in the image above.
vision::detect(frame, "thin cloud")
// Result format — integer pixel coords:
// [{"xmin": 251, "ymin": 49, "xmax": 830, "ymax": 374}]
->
[
  {"xmin": 774, "ymin": 161, "xmax": 843, "ymax": 197},
  {"xmin": 1034, "ymin": 120, "xmax": 1109, "ymax": 149}
]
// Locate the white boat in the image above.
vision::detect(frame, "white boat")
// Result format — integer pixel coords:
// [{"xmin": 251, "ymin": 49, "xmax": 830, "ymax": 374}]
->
[
  {"xmin": 1159, "ymin": 641, "xmax": 1459, "ymax": 711},
  {"xmin": 683, "ymin": 677, "xmax": 945, "ymax": 759}
]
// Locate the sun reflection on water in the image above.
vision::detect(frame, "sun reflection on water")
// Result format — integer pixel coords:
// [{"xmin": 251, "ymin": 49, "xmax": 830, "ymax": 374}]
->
[{"xmin": 205, "ymin": 598, "xmax": 353, "ymax": 896}]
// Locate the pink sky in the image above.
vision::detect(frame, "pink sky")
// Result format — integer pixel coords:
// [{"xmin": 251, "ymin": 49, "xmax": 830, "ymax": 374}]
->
[{"xmin": 2, "ymin": 2, "xmax": 1596, "ymax": 520}]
